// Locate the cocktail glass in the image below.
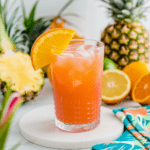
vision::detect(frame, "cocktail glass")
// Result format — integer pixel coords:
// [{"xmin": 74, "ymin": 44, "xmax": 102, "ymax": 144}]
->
[{"xmin": 51, "ymin": 39, "xmax": 104, "ymax": 132}]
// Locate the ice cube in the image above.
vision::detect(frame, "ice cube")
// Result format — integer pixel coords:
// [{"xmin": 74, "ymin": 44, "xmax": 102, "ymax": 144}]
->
[
  {"xmin": 76, "ymin": 51, "xmax": 91, "ymax": 57},
  {"xmin": 77, "ymin": 45, "xmax": 85, "ymax": 51},
  {"xmin": 66, "ymin": 43, "xmax": 84, "ymax": 52},
  {"xmin": 61, "ymin": 53, "xmax": 74, "ymax": 57},
  {"xmin": 75, "ymin": 45, "xmax": 91, "ymax": 57},
  {"xmin": 84, "ymin": 45, "xmax": 93, "ymax": 50},
  {"xmin": 86, "ymin": 45, "xmax": 95, "ymax": 53}
]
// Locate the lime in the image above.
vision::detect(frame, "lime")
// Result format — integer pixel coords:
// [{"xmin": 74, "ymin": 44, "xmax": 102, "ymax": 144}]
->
[{"xmin": 104, "ymin": 58, "xmax": 117, "ymax": 70}]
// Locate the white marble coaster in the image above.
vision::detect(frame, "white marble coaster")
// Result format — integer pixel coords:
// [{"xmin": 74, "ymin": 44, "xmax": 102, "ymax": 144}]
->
[{"xmin": 19, "ymin": 105, "xmax": 124, "ymax": 149}]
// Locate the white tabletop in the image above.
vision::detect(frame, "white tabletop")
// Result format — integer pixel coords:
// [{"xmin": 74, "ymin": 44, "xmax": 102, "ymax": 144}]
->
[{"xmin": 2, "ymin": 78, "xmax": 141, "ymax": 150}]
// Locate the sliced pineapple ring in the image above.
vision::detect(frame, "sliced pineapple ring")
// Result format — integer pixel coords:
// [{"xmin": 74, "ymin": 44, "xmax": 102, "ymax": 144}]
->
[{"xmin": 0, "ymin": 51, "xmax": 44, "ymax": 98}]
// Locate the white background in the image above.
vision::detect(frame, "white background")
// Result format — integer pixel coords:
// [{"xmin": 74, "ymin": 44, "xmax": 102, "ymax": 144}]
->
[{"xmin": 2, "ymin": 0, "xmax": 150, "ymax": 40}]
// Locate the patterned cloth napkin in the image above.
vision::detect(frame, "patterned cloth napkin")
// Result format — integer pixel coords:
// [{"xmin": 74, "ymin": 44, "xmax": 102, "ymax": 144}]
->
[{"xmin": 92, "ymin": 106, "xmax": 150, "ymax": 150}]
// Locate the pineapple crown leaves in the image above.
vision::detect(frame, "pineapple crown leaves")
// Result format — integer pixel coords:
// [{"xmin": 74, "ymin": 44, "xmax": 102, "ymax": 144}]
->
[
  {"xmin": 99, "ymin": 0, "xmax": 150, "ymax": 23},
  {"xmin": 21, "ymin": 0, "xmax": 42, "ymax": 33},
  {"xmin": 57, "ymin": 0, "xmax": 75, "ymax": 16},
  {"xmin": 21, "ymin": 0, "xmax": 53, "ymax": 54},
  {"xmin": 0, "ymin": 0, "xmax": 29, "ymax": 52},
  {"xmin": 52, "ymin": 0, "xmax": 82, "ymax": 31}
]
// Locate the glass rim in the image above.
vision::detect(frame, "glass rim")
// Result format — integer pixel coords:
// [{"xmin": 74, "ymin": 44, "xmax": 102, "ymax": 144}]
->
[{"xmin": 61, "ymin": 39, "xmax": 104, "ymax": 54}]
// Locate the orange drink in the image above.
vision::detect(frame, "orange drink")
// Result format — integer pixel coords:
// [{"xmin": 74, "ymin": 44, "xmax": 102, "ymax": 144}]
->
[{"xmin": 51, "ymin": 39, "xmax": 104, "ymax": 132}]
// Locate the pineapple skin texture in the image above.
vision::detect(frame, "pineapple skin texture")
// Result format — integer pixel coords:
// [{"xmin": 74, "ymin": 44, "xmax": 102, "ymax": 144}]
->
[
  {"xmin": 0, "ymin": 52, "xmax": 45, "ymax": 102},
  {"xmin": 101, "ymin": 23, "xmax": 150, "ymax": 70}
]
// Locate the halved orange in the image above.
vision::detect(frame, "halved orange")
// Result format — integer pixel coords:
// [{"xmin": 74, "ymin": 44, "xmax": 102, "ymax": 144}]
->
[
  {"xmin": 132, "ymin": 73, "xmax": 150, "ymax": 105},
  {"xmin": 123, "ymin": 61, "xmax": 150, "ymax": 89},
  {"xmin": 31, "ymin": 28, "xmax": 76, "ymax": 70},
  {"xmin": 102, "ymin": 70, "xmax": 131, "ymax": 104}
]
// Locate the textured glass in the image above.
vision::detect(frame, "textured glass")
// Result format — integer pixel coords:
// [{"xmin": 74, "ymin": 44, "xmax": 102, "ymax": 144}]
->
[{"xmin": 51, "ymin": 39, "xmax": 104, "ymax": 132}]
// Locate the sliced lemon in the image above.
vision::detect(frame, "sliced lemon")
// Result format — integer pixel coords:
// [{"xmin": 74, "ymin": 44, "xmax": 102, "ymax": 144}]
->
[{"xmin": 102, "ymin": 70, "xmax": 131, "ymax": 104}]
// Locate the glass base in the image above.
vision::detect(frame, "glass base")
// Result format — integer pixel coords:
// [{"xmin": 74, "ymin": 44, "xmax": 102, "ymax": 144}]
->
[{"xmin": 55, "ymin": 117, "xmax": 100, "ymax": 133}]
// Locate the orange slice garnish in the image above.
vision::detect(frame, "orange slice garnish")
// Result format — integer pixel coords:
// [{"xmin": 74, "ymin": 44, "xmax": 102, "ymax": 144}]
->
[{"xmin": 31, "ymin": 28, "xmax": 76, "ymax": 70}]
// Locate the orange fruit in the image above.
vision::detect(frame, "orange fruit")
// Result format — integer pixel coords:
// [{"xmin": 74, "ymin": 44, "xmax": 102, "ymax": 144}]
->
[
  {"xmin": 50, "ymin": 19, "xmax": 65, "ymax": 29},
  {"xmin": 132, "ymin": 73, "xmax": 150, "ymax": 105},
  {"xmin": 50, "ymin": 19, "xmax": 84, "ymax": 43},
  {"xmin": 69, "ymin": 33, "xmax": 84, "ymax": 45},
  {"xmin": 102, "ymin": 70, "xmax": 131, "ymax": 104},
  {"xmin": 123, "ymin": 61, "xmax": 150, "ymax": 89},
  {"xmin": 31, "ymin": 28, "xmax": 76, "ymax": 70}
]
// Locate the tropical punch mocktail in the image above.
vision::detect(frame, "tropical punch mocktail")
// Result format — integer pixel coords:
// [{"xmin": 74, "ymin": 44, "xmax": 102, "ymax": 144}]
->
[
  {"xmin": 51, "ymin": 40, "xmax": 104, "ymax": 132},
  {"xmin": 30, "ymin": 28, "xmax": 104, "ymax": 132}
]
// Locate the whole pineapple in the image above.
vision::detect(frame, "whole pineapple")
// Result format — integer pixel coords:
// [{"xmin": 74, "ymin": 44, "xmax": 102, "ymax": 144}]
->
[
  {"xmin": 0, "ymin": 1, "xmax": 44, "ymax": 102},
  {"xmin": 100, "ymin": 0, "xmax": 150, "ymax": 69}
]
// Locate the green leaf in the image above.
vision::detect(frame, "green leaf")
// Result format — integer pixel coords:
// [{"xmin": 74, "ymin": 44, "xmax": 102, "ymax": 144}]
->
[
  {"xmin": 8, "ymin": 0, "xmax": 18, "ymax": 11},
  {"xmin": 122, "ymin": 9, "xmax": 130, "ymax": 16},
  {"xmin": 11, "ymin": 141, "xmax": 21, "ymax": 150},
  {"xmin": 3, "ymin": 0, "xmax": 9, "ymax": 10},
  {"xmin": 0, "ymin": 0, "xmax": 2, "ymax": 14},
  {"xmin": 65, "ymin": 20, "xmax": 81, "ymax": 31},
  {"xmin": 28, "ymin": 0, "xmax": 39, "ymax": 23},
  {"xmin": 21, "ymin": 0, "xmax": 26, "ymax": 19},
  {"xmin": 13, "ymin": 30, "xmax": 25, "ymax": 42},
  {"xmin": 6, "ymin": 7, "xmax": 19, "ymax": 36},
  {"xmin": 34, "ymin": 18, "xmax": 43, "ymax": 24},
  {"xmin": 124, "ymin": 18, "xmax": 132, "ymax": 23},
  {"xmin": 22, "ymin": 0, "xmax": 40, "ymax": 32},
  {"xmin": 101, "ymin": 0, "xmax": 109, "ymax": 4},
  {"xmin": 0, "ymin": 92, "xmax": 22, "ymax": 150},
  {"xmin": 8, "ymin": 16, "xmax": 22, "ymax": 36},
  {"xmin": 112, "ymin": 0, "xmax": 124, "ymax": 9},
  {"xmin": 0, "ymin": 119, "xmax": 11, "ymax": 150},
  {"xmin": 58, "ymin": 0, "xmax": 75, "ymax": 16},
  {"xmin": 62, "ymin": 13, "xmax": 83, "ymax": 19},
  {"xmin": 136, "ymin": 0, "xmax": 144, "ymax": 7},
  {"xmin": 125, "ymin": 2, "xmax": 133, "ymax": 10},
  {"xmin": 117, "ymin": 15, "xmax": 124, "ymax": 18},
  {"xmin": 5, "ymin": 0, "xmax": 18, "ymax": 29},
  {"xmin": 0, "ymin": 86, "xmax": 11, "ymax": 120},
  {"xmin": 123, "ymin": 0, "xmax": 131, "ymax": 3},
  {"xmin": 2, "ymin": 0, "xmax": 9, "ymax": 27}
]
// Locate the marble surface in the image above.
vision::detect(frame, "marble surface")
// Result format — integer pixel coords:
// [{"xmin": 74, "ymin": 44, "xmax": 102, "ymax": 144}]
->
[
  {"xmin": 19, "ymin": 105, "xmax": 124, "ymax": 149},
  {"xmin": 1, "ymin": 78, "xmax": 141, "ymax": 150}
]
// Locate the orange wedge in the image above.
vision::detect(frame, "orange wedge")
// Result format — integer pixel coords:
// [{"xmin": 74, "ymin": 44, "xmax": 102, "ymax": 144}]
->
[
  {"xmin": 132, "ymin": 73, "xmax": 150, "ymax": 105},
  {"xmin": 31, "ymin": 28, "xmax": 76, "ymax": 70},
  {"xmin": 102, "ymin": 70, "xmax": 131, "ymax": 104},
  {"xmin": 69, "ymin": 33, "xmax": 85, "ymax": 45}
]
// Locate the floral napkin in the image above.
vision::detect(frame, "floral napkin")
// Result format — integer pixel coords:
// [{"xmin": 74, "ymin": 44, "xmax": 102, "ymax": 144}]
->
[{"xmin": 92, "ymin": 106, "xmax": 150, "ymax": 150}]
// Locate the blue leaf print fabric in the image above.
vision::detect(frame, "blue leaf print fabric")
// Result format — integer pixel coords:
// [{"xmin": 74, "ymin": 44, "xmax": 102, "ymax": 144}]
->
[{"xmin": 92, "ymin": 106, "xmax": 150, "ymax": 150}]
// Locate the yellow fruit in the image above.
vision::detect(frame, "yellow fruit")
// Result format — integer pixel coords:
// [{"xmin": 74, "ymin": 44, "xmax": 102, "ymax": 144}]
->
[
  {"xmin": 123, "ymin": 61, "xmax": 150, "ymax": 89},
  {"xmin": 102, "ymin": 70, "xmax": 131, "ymax": 104},
  {"xmin": 69, "ymin": 33, "xmax": 85, "ymax": 45},
  {"xmin": 31, "ymin": 28, "xmax": 76, "ymax": 70},
  {"xmin": 47, "ymin": 64, "xmax": 52, "ymax": 83},
  {"xmin": 50, "ymin": 19, "xmax": 65, "ymax": 29},
  {"xmin": 132, "ymin": 73, "xmax": 150, "ymax": 105}
]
